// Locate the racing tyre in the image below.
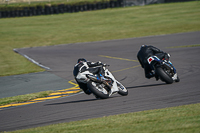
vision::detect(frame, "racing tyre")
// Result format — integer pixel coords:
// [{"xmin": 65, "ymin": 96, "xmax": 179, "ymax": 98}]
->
[
  {"xmin": 175, "ymin": 76, "xmax": 180, "ymax": 82},
  {"xmin": 116, "ymin": 81, "xmax": 128, "ymax": 96},
  {"xmin": 87, "ymin": 81, "xmax": 109, "ymax": 99},
  {"xmin": 156, "ymin": 67, "xmax": 173, "ymax": 84}
]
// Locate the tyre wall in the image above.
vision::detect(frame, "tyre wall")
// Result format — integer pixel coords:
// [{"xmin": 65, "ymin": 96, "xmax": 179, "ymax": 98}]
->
[{"xmin": 0, "ymin": 0, "xmax": 195, "ymax": 19}]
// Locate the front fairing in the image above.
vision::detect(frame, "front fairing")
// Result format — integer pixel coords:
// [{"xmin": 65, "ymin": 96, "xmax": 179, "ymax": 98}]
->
[
  {"xmin": 148, "ymin": 56, "xmax": 177, "ymax": 76},
  {"xmin": 147, "ymin": 56, "xmax": 162, "ymax": 70}
]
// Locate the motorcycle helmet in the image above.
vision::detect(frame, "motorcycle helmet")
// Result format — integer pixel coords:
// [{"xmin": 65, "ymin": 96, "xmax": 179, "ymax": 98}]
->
[{"xmin": 77, "ymin": 58, "xmax": 87, "ymax": 63}]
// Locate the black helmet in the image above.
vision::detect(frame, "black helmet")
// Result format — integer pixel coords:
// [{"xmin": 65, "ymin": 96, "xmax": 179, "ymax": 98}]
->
[{"xmin": 77, "ymin": 58, "xmax": 87, "ymax": 63}]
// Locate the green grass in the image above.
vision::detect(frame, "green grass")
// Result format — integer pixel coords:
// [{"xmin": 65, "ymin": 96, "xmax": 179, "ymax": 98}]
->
[
  {"xmin": 167, "ymin": 44, "xmax": 200, "ymax": 48},
  {"xmin": 7, "ymin": 103, "xmax": 200, "ymax": 133},
  {"xmin": 0, "ymin": 90, "xmax": 54, "ymax": 106},
  {"xmin": 0, "ymin": 1, "xmax": 200, "ymax": 76}
]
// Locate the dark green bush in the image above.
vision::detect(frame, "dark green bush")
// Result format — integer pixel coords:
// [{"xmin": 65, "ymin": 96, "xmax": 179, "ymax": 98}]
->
[{"xmin": 0, "ymin": 0, "xmax": 111, "ymax": 11}]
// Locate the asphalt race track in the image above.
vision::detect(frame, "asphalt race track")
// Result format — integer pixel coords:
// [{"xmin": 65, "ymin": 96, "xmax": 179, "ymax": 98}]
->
[{"xmin": 0, "ymin": 32, "xmax": 200, "ymax": 132}]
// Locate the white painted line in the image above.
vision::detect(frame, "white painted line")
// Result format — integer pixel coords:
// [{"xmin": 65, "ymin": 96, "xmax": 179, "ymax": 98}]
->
[{"xmin": 13, "ymin": 49, "xmax": 51, "ymax": 70}]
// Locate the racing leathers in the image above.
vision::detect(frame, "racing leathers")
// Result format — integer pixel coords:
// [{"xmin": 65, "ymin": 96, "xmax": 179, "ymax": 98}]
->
[
  {"xmin": 73, "ymin": 61, "xmax": 104, "ymax": 95},
  {"xmin": 137, "ymin": 45, "xmax": 170, "ymax": 79}
]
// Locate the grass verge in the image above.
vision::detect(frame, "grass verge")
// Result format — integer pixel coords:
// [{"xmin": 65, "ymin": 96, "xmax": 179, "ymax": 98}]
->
[
  {"xmin": 0, "ymin": 90, "xmax": 54, "ymax": 106},
  {"xmin": 167, "ymin": 44, "xmax": 200, "ymax": 48},
  {"xmin": 7, "ymin": 103, "xmax": 200, "ymax": 133}
]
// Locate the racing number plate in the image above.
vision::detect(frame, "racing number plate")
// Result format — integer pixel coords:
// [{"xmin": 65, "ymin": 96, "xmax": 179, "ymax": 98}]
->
[{"xmin": 147, "ymin": 57, "xmax": 154, "ymax": 64}]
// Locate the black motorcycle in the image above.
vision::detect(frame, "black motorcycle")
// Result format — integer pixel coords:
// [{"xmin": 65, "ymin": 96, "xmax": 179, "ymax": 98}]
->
[{"xmin": 147, "ymin": 56, "xmax": 180, "ymax": 84}]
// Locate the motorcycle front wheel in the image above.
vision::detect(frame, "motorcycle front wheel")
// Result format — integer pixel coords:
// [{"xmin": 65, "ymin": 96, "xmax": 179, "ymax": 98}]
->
[
  {"xmin": 175, "ymin": 76, "xmax": 180, "ymax": 82},
  {"xmin": 155, "ymin": 67, "xmax": 173, "ymax": 84},
  {"xmin": 116, "ymin": 81, "xmax": 128, "ymax": 96},
  {"xmin": 87, "ymin": 81, "xmax": 109, "ymax": 99}
]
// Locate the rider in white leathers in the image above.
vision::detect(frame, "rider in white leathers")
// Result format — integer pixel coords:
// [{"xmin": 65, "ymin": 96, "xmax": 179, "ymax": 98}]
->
[{"xmin": 73, "ymin": 58, "xmax": 106, "ymax": 95}]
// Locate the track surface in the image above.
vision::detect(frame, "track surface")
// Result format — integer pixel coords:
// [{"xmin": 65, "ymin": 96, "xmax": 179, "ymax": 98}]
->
[{"xmin": 1, "ymin": 32, "xmax": 200, "ymax": 132}]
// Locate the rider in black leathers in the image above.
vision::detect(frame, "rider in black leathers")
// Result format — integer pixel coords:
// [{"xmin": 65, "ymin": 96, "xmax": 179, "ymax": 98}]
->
[
  {"xmin": 137, "ymin": 45, "xmax": 170, "ymax": 79},
  {"xmin": 73, "ymin": 58, "xmax": 106, "ymax": 95}
]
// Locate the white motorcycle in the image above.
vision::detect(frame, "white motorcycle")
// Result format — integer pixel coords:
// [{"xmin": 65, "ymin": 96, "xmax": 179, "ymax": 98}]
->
[{"xmin": 76, "ymin": 64, "xmax": 128, "ymax": 99}]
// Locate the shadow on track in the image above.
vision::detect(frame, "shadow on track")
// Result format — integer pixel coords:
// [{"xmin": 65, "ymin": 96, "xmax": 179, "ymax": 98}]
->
[
  {"xmin": 44, "ymin": 95, "xmax": 121, "ymax": 106},
  {"xmin": 126, "ymin": 83, "xmax": 166, "ymax": 89},
  {"xmin": 44, "ymin": 98, "xmax": 98, "ymax": 106}
]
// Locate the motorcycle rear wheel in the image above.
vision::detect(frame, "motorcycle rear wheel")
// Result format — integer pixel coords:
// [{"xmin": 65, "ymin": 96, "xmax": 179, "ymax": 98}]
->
[
  {"xmin": 87, "ymin": 81, "xmax": 109, "ymax": 99},
  {"xmin": 156, "ymin": 67, "xmax": 173, "ymax": 84}
]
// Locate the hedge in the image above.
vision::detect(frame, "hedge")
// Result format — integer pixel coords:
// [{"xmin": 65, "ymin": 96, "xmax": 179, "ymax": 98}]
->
[{"xmin": 0, "ymin": 0, "xmax": 124, "ymax": 18}]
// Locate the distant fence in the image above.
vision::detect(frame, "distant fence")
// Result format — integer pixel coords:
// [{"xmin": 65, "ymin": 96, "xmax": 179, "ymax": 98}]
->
[{"xmin": 0, "ymin": 0, "xmax": 196, "ymax": 19}]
